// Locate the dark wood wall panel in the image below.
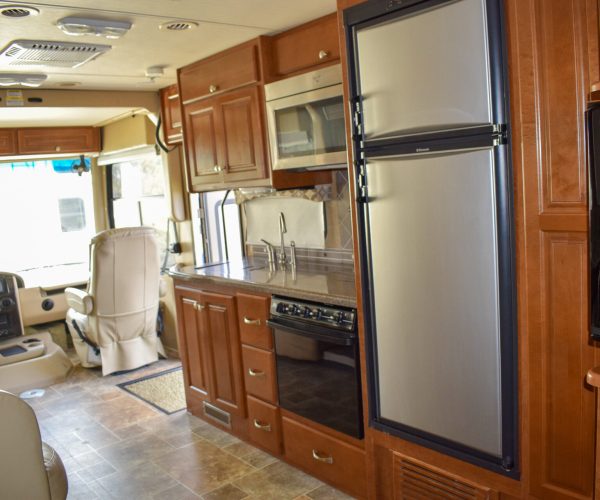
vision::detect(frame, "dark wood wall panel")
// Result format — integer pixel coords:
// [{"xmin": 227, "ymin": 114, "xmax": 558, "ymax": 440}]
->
[
  {"xmin": 536, "ymin": 0, "xmax": 589, "ymax": 211},
  {"xmin": 508, "ymin": 0, "xmax": 598, "ymax": 499},
  {"xmin": 534, "ymin": 232, "xmax": 593, "ymax": 497}
]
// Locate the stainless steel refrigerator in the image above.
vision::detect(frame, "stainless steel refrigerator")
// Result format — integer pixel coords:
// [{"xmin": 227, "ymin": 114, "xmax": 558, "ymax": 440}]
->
[{"xmin": 344, "ymin": 0, "xmax": 518, "ymax": 475}]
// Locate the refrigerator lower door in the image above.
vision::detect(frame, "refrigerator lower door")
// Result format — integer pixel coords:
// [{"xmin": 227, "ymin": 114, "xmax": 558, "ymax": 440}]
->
[
  {"xmin": 365, "ymin": 147, "xmax": 502, "ymax": 457},
  {"xmin": 356, "ymin": 0, "xmax": 494, "ymax": 140}
]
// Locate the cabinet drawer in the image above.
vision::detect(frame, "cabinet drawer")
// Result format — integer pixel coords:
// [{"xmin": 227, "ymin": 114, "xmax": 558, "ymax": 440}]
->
[
  {"xmin": 237, "ymin": 293, "xmax": 272, "ymax": 349},
  {"xmin": 270, "ymin": 13, "xmax": 340, "ymax": 78},
  {"xmin": 282, "ymin": 416, "xmax": 366, "ymax": 498},
  {"xmin": 242, "ymin": 345, "xmax": 277, "ymax": 404},
  {"xmin": 247, "ymin": 395, "xmax": 282, "ymax": 455},
  {"xmin": 179, "ymin": 43, "xmax": 259, "ymax": 103}
]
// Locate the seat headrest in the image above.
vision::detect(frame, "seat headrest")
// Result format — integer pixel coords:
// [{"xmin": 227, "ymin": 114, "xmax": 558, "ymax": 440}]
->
[{"xmin": 92, "ymin": 227, "xmax": 158, "ymax": 245}]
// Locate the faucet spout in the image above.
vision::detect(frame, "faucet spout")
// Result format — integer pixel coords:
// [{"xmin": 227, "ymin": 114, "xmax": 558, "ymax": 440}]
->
[{"xmin": 278, "ymin": 212, "xmax": 287, "ymax": 267}]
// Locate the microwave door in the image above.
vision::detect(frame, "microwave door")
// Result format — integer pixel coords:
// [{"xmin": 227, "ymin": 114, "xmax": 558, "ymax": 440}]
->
[{"xmin": 267, "ymin": 84, "xmax": 347, "ymax": 170}]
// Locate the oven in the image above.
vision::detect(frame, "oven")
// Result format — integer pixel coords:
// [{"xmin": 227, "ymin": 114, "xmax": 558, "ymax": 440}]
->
[
  {"xmin": 268, "ymin": 296, "xmax": 363, "ymax": 439},
  {"xmin": 264, "ymin": 64, "xmax": 347, "ymax": 171}
]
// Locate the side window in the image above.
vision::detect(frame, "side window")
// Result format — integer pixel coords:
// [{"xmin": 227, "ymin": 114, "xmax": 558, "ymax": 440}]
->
[
  {"xmin": 190, "ymin": 190, "xmax": 243, "ymax": 265},
  {"xmin": 107, "ymin": 154, "xmax": 174, "ymax": 268}
]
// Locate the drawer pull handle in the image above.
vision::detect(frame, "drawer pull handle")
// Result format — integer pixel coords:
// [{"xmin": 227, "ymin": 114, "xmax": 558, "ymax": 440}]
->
[
  {"xmin": 243, "ymin": 317, "xmax": 261, "ymax": 326},
  {"xmin": 312, "ymin": 449, "xmax": 334, "ymax": 464},
  {"xmin": 248, "ymin": 368, "xmax": 265, "ymax": 377},
  {"xmin": 253, "ymin": 419, "xmax": 272, "ymax": 432},
  {"xmin": 318, "ymin": 50, "xmax": 330, "ymax": 60},
  {"xmin": 209, "ymin": 84, "xmax": 219, "ymax": 93},
  {"xmin": 193, "ymin": 302, "xmax": 204, "ymax": 311},
  {"xmin": 213, "ymin": 165, "xmax": 223, "ymax": 173}
]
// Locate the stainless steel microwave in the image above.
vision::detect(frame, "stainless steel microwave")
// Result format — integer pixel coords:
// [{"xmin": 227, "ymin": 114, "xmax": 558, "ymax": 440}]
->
[{"xmin": 265, "ymin": 64, "xmax": 347, "ymax": 171}]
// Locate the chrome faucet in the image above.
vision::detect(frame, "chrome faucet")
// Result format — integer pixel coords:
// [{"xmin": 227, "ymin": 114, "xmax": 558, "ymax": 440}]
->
[
  {"xmin": 278, "ymin": 212, "xmax": 287, "ymax": 267},
  {"xmin": 260, "ymin": 239, "xmax": 276, "ymax": 265}
]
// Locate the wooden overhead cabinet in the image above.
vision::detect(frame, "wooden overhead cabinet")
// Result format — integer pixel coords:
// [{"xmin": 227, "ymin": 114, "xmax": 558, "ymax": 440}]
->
[
  {"xmin": 159, "ymin": 84, "xmax": 183, "ymax": 145},
  {"xmin": 17, "ymin": 127, "xmax": 100, "ymax": 155},
  {"xmin": 0, "ymin": 129, "xmax": 17, "ymax": 155},
  {"xmin": 268, "ymin": 13, "xmax": 340, "ymax": 80}
]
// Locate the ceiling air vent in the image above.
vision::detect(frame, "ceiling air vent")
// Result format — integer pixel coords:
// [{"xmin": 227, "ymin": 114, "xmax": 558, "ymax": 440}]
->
[
  {"xmin": 159, "ymin": 20, "xmax": 198, "ymax": 31},
  {"xmin": 0, "ymin": 40, "xmax": 111, "ymax": 68},
  {"xmin": 0, "ymin": 5, "xmax": 39, "ymax": 18}
]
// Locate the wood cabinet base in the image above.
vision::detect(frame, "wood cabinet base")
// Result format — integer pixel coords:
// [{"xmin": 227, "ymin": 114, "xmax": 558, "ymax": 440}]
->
[{"xmin": 282, "ymin": 415, "xmax": 366, "ymax": 499}]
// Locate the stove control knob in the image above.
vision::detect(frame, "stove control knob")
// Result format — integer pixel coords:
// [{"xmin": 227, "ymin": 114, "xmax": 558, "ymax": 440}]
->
[
  {"xmin": 276, "ymin": 302, "xmax": 286, "ymax": 313},
  {"xmin": 304, "ymin": 307, "xmax": 313, "ymax": 318},
  {"xmin": 290, "ymin": 305, "xmax": 300, "ymax": 315},
  {"xmin": 336, "ymin": 312, "xmax": 345, "ymax": 324},
  {"xmin": 315, "ymin": 308, "xmax": 323, "ymax": 320}
]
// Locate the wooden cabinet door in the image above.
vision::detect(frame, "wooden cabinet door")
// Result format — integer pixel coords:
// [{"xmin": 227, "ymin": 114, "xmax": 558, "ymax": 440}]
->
[
  {"xmin": 175, "ymin": 290, "xmax": 211, "ymax": 400},
  {"xmin": 199, "ymin": 291, "xmax": 246, "ymax": 417},
  {"xmin": 0, "ymin": 129, "xmax": 17, "ymax": 155},
  {"xmin": 269, "ymin": 13, "xmax": 340, "ymax": 79},
  {"xmin": 183, "ymin": 99, "xmax": 223, "ymax": 188},
  {"xmin": 160, "ymin": 84, "xmax": 182, "ymax": 145},
  {"xmin": 218, "ymin": 86, "xmax": 266, "ymax": 183},
  {"xmin": 17, "ymin": 127, "xmax": 100, "ymax": 154}
]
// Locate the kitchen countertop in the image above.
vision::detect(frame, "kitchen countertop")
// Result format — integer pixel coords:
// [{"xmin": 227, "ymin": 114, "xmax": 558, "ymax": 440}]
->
[{"xmin": 168, "ymin": 258, "xmax": 357, "ymax": 308}]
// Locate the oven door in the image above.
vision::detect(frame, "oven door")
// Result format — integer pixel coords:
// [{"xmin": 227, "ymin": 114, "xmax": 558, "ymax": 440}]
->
[
  {"xmin": 265, "ymin": 84, "xmax": 347, "ymax": 171},
  {"xmin": 268, "ymin": 317, "xmax": 363, "ymax": 439}
]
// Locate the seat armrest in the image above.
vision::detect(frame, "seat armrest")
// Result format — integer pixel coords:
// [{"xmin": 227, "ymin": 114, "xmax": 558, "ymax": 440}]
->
[{"xmin": 65, "ymin": 287, "xmax": 93, "ymax": 315}]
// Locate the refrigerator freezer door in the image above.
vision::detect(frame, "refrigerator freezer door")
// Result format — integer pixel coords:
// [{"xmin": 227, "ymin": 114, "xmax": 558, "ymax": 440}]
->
[
  {"xmin": 356, "ymin": 0, "xmax": 493, "ymax": 141},
  {"xmin": 366, "ymin": 148, "xmax": 502, "ymax": 457}
]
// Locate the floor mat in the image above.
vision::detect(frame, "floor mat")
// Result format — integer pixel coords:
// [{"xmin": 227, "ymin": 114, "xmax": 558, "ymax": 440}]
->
[{"xmin": 118, "ymin": 366, "xmax": 186, "ymax": 414}]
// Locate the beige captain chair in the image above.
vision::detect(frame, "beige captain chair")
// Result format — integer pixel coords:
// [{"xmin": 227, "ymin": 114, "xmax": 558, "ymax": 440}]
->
[
  {"xmin": 0, "ymin": 390, "xmax": 68, "ymax": 499},
  {"xmin": 65, "ymin": 227, "xmax": 165, "ymax": 375}
]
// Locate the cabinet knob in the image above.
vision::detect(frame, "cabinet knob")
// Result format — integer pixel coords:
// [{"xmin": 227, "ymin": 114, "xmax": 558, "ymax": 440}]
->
[
  {"xmin": 213, "ymin": 165, "xmax": 223, "ymax": 173},
  {"xmin": 243, "ymin": 317, "xmax": 261, "ymax": 326},
  {"xmin": 312, "ymin": 449, "xmax": 334, "ymax": 464},
  {"xmin": 248, "ymin": 368, "xmax": 265, "ymax": 377},
  {"xmin": 209, "ymin": 84, "xmax": 219, "ymax": 94},
  {"xmin": 318, "ymin": 50, "xmax": 330, "ymax": 60},
  {"xmin": 253, "ymin": 419, "xmax": 272, "ymax": 432},
  {"xmin": 193, "ymin": 302, "xmax": 205, "ymax": 311},
  {"xmin": 55, "ymin": 145, "xmax": 61, "ymax": 152}
]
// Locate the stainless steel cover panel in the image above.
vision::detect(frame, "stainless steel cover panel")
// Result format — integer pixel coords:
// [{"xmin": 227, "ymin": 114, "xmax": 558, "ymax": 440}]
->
[
  {"xmin": 356, "ymin": 0, "xmax": 493, "ymax": 140},
  {"xmin": 366, "ymin": 148, "xmax": 502, "ymax": 456}
]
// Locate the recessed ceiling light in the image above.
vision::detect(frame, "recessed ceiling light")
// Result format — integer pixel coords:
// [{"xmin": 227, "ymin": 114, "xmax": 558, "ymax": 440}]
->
[
  {"xmin": 57, "ymin": 16, "xmax": 132, "ymax": 39},
  {"xmin": 159, "ymin": 20, "xmax": 198, "ymax": 31},
  {"xmin": 0, "ymin": 5, "xmax": 39, "ymax": 18},
  {"xmin": 0, "ymin": 73, "xmax": 47, "ymax": 87}
]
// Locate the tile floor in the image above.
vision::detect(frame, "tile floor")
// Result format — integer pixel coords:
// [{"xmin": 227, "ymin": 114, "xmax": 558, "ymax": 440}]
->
[{"xmin": 27, "ymin": 357, "xmax": 354, "ymax": 500}]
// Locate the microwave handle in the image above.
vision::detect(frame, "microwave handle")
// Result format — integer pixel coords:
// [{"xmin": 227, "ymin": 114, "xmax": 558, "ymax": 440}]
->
[{"xmin": 267, "ymin": 318, "xmax": 355, "ymax": 346}]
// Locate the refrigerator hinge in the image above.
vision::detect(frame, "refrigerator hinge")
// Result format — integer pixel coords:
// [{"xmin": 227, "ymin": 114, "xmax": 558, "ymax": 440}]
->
[
  {"xmin": 352, "ymin": 98, "xmax": 363, "ymax": 140},
  {"xmin": 356, "ymin": 159, "xmax": 368, "ymax": 203}
]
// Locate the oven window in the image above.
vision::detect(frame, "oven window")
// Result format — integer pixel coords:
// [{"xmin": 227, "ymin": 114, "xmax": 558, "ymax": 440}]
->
[
  {"xmin": 274, "ymin": 328, "xmax": 362, "ymax": 438},
  {"xmin": 275, "ymin": 96, "xmax": 346, "ymax": 159}
]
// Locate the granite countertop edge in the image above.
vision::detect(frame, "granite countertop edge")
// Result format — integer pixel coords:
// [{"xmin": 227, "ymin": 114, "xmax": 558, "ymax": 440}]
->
[{"xmin": 169, "ymin": 266, "xmax": 357, "ymax": 309}]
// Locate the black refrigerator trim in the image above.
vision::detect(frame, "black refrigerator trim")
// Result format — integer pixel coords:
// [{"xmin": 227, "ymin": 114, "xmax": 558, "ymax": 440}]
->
[
  {"xmin": 344, "ymin": 0, "xmax": 519, "ymax": 477},
  {"xmin": 588, "ymin": 102, "xmax": 600, "ymax": 340}
]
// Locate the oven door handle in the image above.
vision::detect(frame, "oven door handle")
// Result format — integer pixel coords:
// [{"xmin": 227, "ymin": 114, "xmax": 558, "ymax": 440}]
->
[{"xmin": 267, "ymin": 318, "xmax": 356, "ymax": 346}]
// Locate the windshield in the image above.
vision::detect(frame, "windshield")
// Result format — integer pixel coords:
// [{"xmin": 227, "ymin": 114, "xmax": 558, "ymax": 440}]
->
[{"xmin": 0, "ymin": 159, "xmax": 95, "ymax": 287}]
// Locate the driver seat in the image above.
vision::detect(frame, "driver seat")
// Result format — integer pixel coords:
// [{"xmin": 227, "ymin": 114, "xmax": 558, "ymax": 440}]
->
[{"xmin": 65, "ymin": 227, "xmax": 164, "ymax": 375}]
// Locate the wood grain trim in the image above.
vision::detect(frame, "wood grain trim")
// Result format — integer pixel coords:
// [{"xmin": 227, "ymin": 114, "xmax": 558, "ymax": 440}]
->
[
  {"xmin": 539, "ymin": 213, "xmax": 588, "ymax": 232},
  {"xmin": 535, "ymin": 0, "xmax": 589, "ymax": 212}
]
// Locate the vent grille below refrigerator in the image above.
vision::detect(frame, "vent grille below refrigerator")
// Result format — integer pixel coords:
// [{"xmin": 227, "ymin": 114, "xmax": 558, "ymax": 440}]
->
[
  {"xmin": 0, "ymin": 40, "xmax": 111, "ymax": 68},
  {"xmin": 393, "ymin": 453, "xmax": 498, "ymax": 499}
]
